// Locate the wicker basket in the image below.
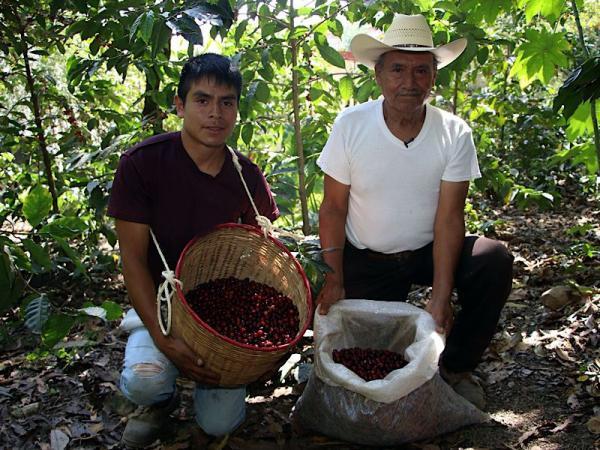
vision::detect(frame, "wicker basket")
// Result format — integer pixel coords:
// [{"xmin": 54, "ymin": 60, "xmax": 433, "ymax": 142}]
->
[{"xmin": 172, "ymin": 223, "xmax": 312, "ymax": 387}]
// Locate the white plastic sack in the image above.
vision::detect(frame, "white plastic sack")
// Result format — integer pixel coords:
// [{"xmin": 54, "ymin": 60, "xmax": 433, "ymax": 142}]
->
[
  {"xmin": 314, "ymin": 299, "xmax": 444, "ymax": 403},
  {"xmin": 294, "ymin": 299, "xmax": 488, "ymax": 446}
]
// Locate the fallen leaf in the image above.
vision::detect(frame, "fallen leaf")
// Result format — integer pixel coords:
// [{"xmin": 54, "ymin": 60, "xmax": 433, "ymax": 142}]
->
[
  {"xmin": 518, "ymin": 426, "xmax": 539, "ymax": 445},
  {"xmin": 50, "ymin": 429, "xmax": 69, "ymax": 450},
  {"xmin": 586, "ymin": 415, "xmax": 600, "ymax": 434},
  {"xmin": 555, "ymin": 347, "xmax": 575, "ymax": 363},
  {"xmin": 541, "ymin": 286, "xmax": 581, "ymax": 310},
  {"xmin": 551, "ymin": 415, "xmax": 577, "ymax": 433}
]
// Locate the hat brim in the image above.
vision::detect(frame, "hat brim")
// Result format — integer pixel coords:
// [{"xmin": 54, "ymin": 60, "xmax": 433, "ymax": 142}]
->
[{"xmin": 350, "ymin": 34, "xmax": 467, "ymax": 69}]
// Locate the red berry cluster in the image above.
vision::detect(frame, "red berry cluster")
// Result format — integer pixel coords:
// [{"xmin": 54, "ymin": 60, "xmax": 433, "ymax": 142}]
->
[
  {"xmin": 332, "ymin": 347, "xmax": 408, "ymax": 381},
  {"xmin": 186, "ymin": 277, "xmax": 299, "ymax": 348}
]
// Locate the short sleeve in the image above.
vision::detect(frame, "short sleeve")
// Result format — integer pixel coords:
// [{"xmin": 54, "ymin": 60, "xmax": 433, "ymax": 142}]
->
[
  {"xmin": 441, "ymin": 127, "xmax": 481, "ymax": 182},
  {"xmin": 107, "ymin": 154, "xmax": 152, "ymax": 223},
  {"xmin": 241, "ymin": 167, "xmax": 280, "ymax": 225},
  {"xmin": 316, "ymin": 119, "xmax": 351, "ymax": 185}
]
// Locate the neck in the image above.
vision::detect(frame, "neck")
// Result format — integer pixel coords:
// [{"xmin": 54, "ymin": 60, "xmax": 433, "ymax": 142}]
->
[
  {"xmin": 181, "ymin": 129, "xmax": 226, "ymax": 176},
  {"xmin": 382, "ymin": 101, "xmax": 427, "ymax": 143}
]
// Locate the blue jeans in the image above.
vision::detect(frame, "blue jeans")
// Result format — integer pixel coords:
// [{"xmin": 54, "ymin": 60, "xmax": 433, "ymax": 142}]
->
[{"xmin": 120, "ymin": 316, "xmax": 246, "ymax": 437}]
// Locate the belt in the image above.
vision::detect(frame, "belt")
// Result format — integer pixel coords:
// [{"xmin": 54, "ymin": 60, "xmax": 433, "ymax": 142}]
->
[
  {"xmin": 364, "ymin": 248, "xmax": 414, "ymax": 261},
  {"xmin": 346, "ymin": 241, "xmax": 414, "ymax": 261}
]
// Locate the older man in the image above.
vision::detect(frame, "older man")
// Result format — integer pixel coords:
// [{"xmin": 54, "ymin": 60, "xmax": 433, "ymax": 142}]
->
[{"xmin": 316, "ymin": 14, "xmax": 513, "ymax": 410}]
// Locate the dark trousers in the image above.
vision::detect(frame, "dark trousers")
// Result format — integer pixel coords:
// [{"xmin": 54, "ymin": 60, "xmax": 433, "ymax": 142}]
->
[{"xmin": 343, "ymin": 236, "xmax": 514, "ymax": 373}]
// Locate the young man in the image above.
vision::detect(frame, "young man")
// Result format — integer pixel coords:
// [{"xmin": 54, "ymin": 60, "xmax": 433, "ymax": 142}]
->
[
  {"xmin": 107, "ymin": 53, "xmax": 279, "ymax": 447},
  {"xmin": 317, "ymin": 14, "xmax": 513, "ymax": 410}
]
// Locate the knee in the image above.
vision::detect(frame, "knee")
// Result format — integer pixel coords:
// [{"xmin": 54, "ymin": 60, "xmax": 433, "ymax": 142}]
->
[
  {"xmin": 196, "ymin": 410, "xmax": 245, "ymax": 437},
  {"xmin": 479, "ymin": 238, "xmax": 514, "ymax": 278},
  {"xmin": 120, "ymin": 362, "xmax": 175, "ymax": 406}
]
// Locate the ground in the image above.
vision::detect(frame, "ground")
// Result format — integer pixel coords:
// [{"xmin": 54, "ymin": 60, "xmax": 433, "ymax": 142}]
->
[{"xmin": 1, "ymin": 195, "xmax": 599, "ymax": 450}]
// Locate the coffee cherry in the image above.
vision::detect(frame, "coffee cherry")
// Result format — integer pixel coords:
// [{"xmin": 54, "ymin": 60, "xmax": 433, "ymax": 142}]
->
[
  {"xmin": 185, "ymin": 277, "xmax": 300, "ymax": 349},
  {"xmin": 332, "ymin": 347, "xmax": 408, "ymax": 381}
]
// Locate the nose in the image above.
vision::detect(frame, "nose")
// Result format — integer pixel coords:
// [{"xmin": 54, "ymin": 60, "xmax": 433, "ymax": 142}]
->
[{"xmin": 209, "ymin": 102, "xmax": 222, "ymax": 118}]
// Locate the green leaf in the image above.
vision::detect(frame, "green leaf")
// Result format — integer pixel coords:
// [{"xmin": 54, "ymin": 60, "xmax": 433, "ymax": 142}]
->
[
  {"xmin": 80, "ymin": 306, "xmax": 107, "ymax": 321},
  {"xmin": 241, "ymin": 123, "xmax": 254, "ymax": 145},
  {"xmin": 139, "ymin": 11, "xmax": 155, "ymax": 44},
  {"xmin": 356, "ymin": 80, "xmax": 375, "ymax": 103},
  {"xmin": 40, "ymin": 216, "xmax": 87, "ymax": 239},
  {"xmin": 338, "ymin": 76, "xmax": 354, "ymax": 102},
  {"xmin": 0, "ymin": 247, "xmax": 25, "ymax": 312},
  {"xmin": 509, "ymin": 29, "xmax": 569, "ymax": 88},
  {"xmin": 151, "ymin": 20, "xmax": 172, "ymax": 59},
  {"xmin": 25, "ymin": 294, "xmax": 50, "ymax": 334},
  {"xmin": 520, "ymin": 0, "xmax": 565, "ymax": 23},
  {"xmin": 234, "ymin": 20, "xmax": 248, "ymax": 44},
  {"xmin": 101, "ymin": 300, "xmax": 123, "ymax": 321},
  {"xmin": 566, "ymin": 102, "xmax": 599, "ymax": 140},
  {"xmin": 553, "ymin": 57, "xmax": 600, "ymax": 119},
  {"xmin": 254, "ymin": 80, "xmax": 270, "ymax": 103},
  {"xmin": 42, "ymin": 314, "xmax": 78, "ymax": 348},
  {"xmin": 56, "ymin": 238, "xmax": 87, "ymax": 276},
  {"xmin": 22, "ymin": 185, "xmax": 52, "ymax": 227},
  {"xmin": 22, "ymin": 239, "xmax": 52, "ymax": 271},
  {"xmin": 315, "ymin": 41, "xmax": 346, "ymax": 69}
]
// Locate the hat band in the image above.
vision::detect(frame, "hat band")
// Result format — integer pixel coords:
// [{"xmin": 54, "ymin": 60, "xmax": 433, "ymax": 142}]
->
[{"xmin": 392, "ymin": 44, "xmax": 431, "ymax": 49}]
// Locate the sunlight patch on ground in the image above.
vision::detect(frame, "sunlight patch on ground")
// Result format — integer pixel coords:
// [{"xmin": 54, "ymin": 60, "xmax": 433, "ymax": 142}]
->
[{"xmin": 490, "ymin": 408, "xmax": 543, "ymax": 428}]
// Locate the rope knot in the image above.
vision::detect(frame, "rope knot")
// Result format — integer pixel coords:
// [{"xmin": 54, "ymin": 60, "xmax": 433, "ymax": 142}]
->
[
  {"xmin": 161, "ymin": 269, "xmax": 182, "ymax": 288},
  {"xmin": 255, "ymin": 215, "xmax": 274, "ymax": 238}
]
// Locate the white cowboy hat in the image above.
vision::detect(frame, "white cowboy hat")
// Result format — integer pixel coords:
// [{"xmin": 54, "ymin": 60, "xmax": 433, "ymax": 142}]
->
[{"xmin": 350, "ymin": 14, "xmax": 467, "ymax": 69}]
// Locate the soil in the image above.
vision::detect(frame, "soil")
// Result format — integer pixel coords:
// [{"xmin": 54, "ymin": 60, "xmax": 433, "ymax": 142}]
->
[{"xmin": 1, "ymin": 195, "xmax": 598, "ymax": 450}]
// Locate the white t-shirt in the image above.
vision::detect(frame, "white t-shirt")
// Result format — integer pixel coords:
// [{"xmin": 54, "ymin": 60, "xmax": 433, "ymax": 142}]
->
[{"xmin": 317, "ymin": 98, "xmax": 481, "ymax": 253}]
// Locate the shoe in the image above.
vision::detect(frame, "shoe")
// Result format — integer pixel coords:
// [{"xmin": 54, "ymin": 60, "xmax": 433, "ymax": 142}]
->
[
  {"xmin": 440, "ymin": 365, "xmax": 486, "ymax": 410},
  {"xmin": 121, "ymin": 392, "xmax": 180, "ymax": 448}
]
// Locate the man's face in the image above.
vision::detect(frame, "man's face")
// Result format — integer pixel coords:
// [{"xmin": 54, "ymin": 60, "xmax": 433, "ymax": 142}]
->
[
  {"xmin": 375, "ymin": 50, "xmax": 437, "ymax": 113},
  {"xmin": 175, "ymin": 77, "xmax": 238, "ymax": 149}
]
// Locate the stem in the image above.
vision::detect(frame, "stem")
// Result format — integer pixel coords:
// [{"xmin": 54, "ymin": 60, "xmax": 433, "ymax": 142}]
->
[
  {"xmin": 289, "ymin": 0, "xmax": 310, "ymax": 235},
  {"xmin": 452, "ymin": 71, "xmax": 459, "ymax": 116},
  {"xmin": 571, "ymin": 0, "xmax": 600, "ymax": 174},
  {"xmin": 499, "ymin": 45, "xmax": 511, "ymax": 152},
  {"xmin": 19, "ymin": 25, "xmax": 59, "ymax": 213}
]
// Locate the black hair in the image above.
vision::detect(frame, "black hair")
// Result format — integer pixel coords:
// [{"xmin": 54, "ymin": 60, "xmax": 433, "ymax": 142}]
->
[{"xmin": 177, "ymin": 53, "xmax": 242, "ymax": 104}]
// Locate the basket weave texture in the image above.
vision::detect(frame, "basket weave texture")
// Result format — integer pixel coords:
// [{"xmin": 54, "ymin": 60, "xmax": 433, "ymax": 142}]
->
[{"xmin": 173, "ymin": 224, "xmax": 312, "ymax": 387}]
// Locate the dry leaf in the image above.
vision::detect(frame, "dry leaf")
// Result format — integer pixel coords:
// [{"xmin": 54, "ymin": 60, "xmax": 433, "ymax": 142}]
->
[
  {"xmin": 50, "ymin": 429, "xmax": 69, "ymax": 450},
  {"xmin": 586, "ymin": 416, "xmax": 600, "ymax": 434},
  {"xmin": 555, "ymin": 347, "xmax": 575, "ymax": 362}
]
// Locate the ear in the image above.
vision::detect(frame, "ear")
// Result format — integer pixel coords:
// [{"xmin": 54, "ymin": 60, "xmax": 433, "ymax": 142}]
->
[{"xmin": 174, "ymin": 95, "xmax": 185, "ymax": 118}]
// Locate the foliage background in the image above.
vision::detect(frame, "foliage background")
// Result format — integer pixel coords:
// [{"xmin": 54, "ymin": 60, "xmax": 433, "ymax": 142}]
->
[{"xmin": 0, "ymin": 0, "xmax": 598, "ymax": 344}]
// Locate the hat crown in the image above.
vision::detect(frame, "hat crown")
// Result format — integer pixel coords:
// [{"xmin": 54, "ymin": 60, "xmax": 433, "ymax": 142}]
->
[{"xmin": 382, "ymin": 14, "xmax": 434, "ymax": 49}]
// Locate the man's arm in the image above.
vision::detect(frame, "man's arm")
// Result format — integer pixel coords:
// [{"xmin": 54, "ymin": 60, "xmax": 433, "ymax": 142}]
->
[
  {"xmin": 317, "ymin": 175, "xmax": 350, "ymax": 315},
  {"xmin": 116, "ymin": 219, "xmax": 219, "ymax": 384},
  {"xmin": 426, "ymin": 180, "xmax": 469, "ymax": 334}
]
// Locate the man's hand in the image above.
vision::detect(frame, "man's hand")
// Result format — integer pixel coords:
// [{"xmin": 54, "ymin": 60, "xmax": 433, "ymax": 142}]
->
[
  {"xmin": 425, "ymin": 297, "xmax": 454, "ymax": 335},
  {"xmin": 157, "ymin": 335, "xmax": 220, "ymax": 385},
  {"xmin": 316, "ymin": 278, "xmax": 345, "ymax": 315}
]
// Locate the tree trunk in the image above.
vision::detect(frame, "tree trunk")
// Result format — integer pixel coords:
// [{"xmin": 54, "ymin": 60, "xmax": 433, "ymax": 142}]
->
[
  {"xmin": 19, "ymin": 27, "xmax": 59, "ymax": 213},
  {"xmin": 289, "ymin": 0, "xmax": 311, "ymax": 235},
  {"xmin": 571, "ymin": 0, "xmax": 600, "ymax": 174}
]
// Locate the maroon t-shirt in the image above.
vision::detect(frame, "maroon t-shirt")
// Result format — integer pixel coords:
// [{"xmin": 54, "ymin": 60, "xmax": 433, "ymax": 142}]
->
[{"xmin": 107, "ymin": 131, "xmax": 279, "ymax": 287}]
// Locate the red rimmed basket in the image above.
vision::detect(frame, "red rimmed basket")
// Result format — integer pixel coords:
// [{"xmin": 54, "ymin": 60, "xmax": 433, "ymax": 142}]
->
[{"xmin": 172, "ymin": 223, "xmax": 313, "ymax": 387}]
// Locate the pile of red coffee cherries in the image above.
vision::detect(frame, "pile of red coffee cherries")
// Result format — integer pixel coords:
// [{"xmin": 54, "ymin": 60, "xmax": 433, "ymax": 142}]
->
[
  {"xmin": 186, "ymin": 277, "xmax": 299, "ymax": 348},
  {"xmin": 332, "ymin": 347, "xmax": 408, "ymax": 381}
]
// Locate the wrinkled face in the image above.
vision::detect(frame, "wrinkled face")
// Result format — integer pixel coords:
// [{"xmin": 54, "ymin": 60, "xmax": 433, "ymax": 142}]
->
[
  {"xmin": 375, "ymin": 50, "xmax": 437, "ymax": 113},
  {"xmin": 175, "ymin": 77, "xmax": 238, "ymax": 149}
]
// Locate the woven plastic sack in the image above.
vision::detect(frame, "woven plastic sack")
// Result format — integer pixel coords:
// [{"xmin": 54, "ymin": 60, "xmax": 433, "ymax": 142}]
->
[{"xmin": 294, "ymin": 299, "xmax": 488, "ymax": 446}]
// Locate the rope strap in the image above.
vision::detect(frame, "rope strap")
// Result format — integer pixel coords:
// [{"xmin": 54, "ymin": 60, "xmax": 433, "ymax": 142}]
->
[
  {"xmin": 150, "ymin": 228, "xmax": 182, "ymax": 336},
  {"xmin": 228, "ymin": 147, "xmax": 274, "ymax": 238}
]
